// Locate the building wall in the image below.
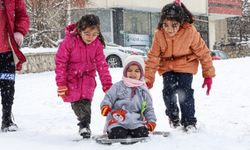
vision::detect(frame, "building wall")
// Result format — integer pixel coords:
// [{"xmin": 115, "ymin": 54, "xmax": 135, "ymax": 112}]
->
[
  {"xmin": 70, "ymin": 8, "xmax": 209, "ymax": 50},
  {"xmin": 208, "ymin": 0, "xmax": 242, "ymax": 49},
  {"xmin": 215, "ymin": 19, "xmax": 228, "ymax": 44},
  {"xmin": 76, "ymin": 0, "xmax": 242, "ymax": 49},
  {"xmin": 208, "ymin": 20, "xmax": 216, "ymax": 49},
  {"xmin": 208, "ymin": 0, "xmax": 242, "ymax": 16},
  {"xmin": 88, "ymin": 0, "xmax": 208, "ymax": 15}
]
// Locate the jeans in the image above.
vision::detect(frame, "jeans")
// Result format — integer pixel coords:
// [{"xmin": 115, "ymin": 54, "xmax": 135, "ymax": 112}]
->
[
  {"xmin": 0, "ymin": 52, "xmax": 15, "ymax": 123},
  {"xmin": 162, "ymin": 71, "xmax": 197, "ymax": 127}
]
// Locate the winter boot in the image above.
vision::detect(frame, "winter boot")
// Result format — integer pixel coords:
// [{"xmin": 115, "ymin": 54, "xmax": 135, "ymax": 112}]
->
[
  {"xmin": 1, "ymin": 121, "xmax": 18, "ymax": 132},
  {"xmin": 79, "ymin": 123, "xmax": 91, "ymax": 138},
  {"xmin": 1, "ymin": 107, "xmax": 18, "ymax": 132},
  {"xmin": 169, "ymin": 118, "xmax": 181, "ymax": 129},
  {"xmin": 183, "ymin": 124, "xmax": 197, "ymax": 133}
]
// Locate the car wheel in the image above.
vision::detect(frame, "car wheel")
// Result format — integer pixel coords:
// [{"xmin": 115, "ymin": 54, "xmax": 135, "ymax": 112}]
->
[{"xmin": 106, "ymin": 55, "xmax": 122, "ymax": 68}]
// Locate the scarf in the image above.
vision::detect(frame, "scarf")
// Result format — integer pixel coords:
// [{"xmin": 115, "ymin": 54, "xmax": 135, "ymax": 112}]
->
[{"xmin": 122, "ymin": 77, "xmax": 147, "ymax": 97}]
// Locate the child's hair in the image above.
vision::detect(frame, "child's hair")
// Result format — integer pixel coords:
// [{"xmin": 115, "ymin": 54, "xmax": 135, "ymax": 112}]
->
[
  {"xmin": 157, "ymin": 1, "xmax": 194, "ymax": 30},
  {"xmin": 76, "ymin": 14, "xmax": 106, "ymax": 46}
]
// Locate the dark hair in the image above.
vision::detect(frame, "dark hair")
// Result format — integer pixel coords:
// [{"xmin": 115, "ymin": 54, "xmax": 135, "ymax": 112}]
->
[
  {"xmin": 157, "ymin": 2, "xmax": 194, "ymax": 30},
  {"xmin": 76, "ymin": 14, "xmax": 105, "ymax": 46}
]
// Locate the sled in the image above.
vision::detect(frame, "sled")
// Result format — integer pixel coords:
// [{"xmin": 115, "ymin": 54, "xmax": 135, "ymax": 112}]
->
[
  {"xmin": 92, "ymin": 131, "xmax": 170, "ymax": 145},
  {"xmin": 151, "ymin": 131, "xmax": 170, "ymax": 137},
  {"xmin": 92, "ymin": 134, "xmax": 147, "ymax": 145}
]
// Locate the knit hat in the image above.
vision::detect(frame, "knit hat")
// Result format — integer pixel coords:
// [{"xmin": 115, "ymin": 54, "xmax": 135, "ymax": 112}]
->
[{"xmin": 123, "ymin": 55, "xmax": 145, "ymax": 79}]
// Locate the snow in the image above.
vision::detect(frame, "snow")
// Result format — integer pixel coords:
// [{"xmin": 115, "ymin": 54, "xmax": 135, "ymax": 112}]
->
[{"xmin": 1, "ymin": 56, "xmax": 250, "ymax": 150}]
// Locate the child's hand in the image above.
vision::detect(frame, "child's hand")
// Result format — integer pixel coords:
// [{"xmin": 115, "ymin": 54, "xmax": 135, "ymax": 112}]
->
[
  {"xmin": 145, "ymin": 78, "xmax": 153, "ymax": 89},
  {"xmin": 14, "ymin": 32, "xmax": 24, "ymax": 47},
  {"xmin": 146, "ymin": 122, "xmax": 156, "ymax": 132},
  {"xmin": 57, "ymin": 86, "xmax": 68, "ymax": 100},
  {"xmin": 101, "ymin": 105, "xmax": 111, "ymax": 116},
  {"xmin": 202, "ymin": 78, "xmax": 212, "ymax": 95}
]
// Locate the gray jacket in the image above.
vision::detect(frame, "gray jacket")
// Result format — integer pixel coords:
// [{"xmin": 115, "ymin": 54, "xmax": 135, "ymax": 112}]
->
[{"xmin": 101, "ymin": 81, "xmax": 157, "ymax": 132}]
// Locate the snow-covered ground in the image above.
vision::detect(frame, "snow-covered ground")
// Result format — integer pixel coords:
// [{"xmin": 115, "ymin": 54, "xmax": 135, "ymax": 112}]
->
[{"xmin": 0, "ymin": 57, "xmax": 250, "ymax": 150}]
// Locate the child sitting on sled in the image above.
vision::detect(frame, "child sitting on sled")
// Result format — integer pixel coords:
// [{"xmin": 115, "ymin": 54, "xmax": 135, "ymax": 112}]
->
[{"xmin": 100, "ymin": 55, "xmax": 157, "ymax": 139}]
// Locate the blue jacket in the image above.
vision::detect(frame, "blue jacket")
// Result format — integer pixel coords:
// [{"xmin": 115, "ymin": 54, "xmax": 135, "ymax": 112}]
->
[{"xmin": 101, "ymin": 80, "xmax": 157, "ymax": 132}]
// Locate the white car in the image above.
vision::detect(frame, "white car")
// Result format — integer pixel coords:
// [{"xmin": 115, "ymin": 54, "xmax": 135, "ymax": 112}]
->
[{"xmin": 104, "ymin": 43, "xmax": 146, "ymax": 68}]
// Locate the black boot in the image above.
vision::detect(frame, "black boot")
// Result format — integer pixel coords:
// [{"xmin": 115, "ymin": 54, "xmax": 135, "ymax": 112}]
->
[
  {"xmin": 1, "ymin": 105, "xmax": 18, "ymax": 132},
  {"xmin": 78, "ymin": 122, "xmax": 91, "ymax": 138},
  {"xmin": 183, "ymin": 124, "xmax": 197, "ymax": 133},
  {"xmin": 169, "ymin": 118, "xmax": 181, "ymax": 129}
]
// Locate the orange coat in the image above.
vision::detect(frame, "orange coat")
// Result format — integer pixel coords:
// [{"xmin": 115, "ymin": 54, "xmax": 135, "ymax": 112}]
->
[{"xmin": 145, "ymin": 23, "xmax": 215, "ymax": 85}]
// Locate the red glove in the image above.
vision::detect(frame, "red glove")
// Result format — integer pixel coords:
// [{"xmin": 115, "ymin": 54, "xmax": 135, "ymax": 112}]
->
[
  {"xmin": 101, "ymin": 105, "xmax": 111, "ymax": 116},
  {"xmin": 202, "ymin": 78, "xmax": 212, "ymax": 95},
  {"xmin": 57, "ymin": 86, "xmax": 68, "ymax": 100},
  {"xmin": 146, "ymin": 122, "xmax": 156, "ymax": 132}
]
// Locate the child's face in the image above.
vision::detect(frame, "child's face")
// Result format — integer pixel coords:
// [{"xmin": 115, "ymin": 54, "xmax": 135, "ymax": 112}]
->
[
  {"xmin": 162, "ymin": 19, "xmax": 180, "ymax": 37},
  {"xmin": 80, "ymin": 27, "xmax": 99, "ymax": 44},
  {"xmin": 126, "ymin": 64, "xmax": 141, "ymax": 80}
]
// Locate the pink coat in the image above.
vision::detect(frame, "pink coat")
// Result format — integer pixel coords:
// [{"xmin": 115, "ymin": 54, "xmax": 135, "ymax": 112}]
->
[
  {"xmin": 55, "ymin": 24, "xmax": 112, "ymax": 102},
  {"xmin": 4, "ymin": 0, "xmax": 30, "ymax": 70}
]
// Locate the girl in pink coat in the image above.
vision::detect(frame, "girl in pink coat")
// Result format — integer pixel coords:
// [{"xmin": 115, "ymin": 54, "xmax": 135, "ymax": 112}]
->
[{"xmin": 55, "ymin": 14, "xmax": 112, "ymax": 138}]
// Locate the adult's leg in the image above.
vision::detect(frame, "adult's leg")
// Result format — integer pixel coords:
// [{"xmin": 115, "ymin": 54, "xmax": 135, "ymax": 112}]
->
[{"xmin": 0, "ymin": 52, "xmax": 16, "ymax": 131}]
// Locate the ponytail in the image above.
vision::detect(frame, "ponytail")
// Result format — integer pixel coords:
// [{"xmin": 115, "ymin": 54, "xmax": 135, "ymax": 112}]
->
[
  {"xmin": 98, "ymin": 33, "xmax": 106, "ymax": 47},
  {"xmin": 180, "ymin": 2, "xmax": 194, "ymax": 24}
]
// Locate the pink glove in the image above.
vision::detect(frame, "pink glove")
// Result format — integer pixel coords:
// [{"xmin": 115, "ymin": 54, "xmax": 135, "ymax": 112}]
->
[
  {"xmin": 14, "ymin": 32, "xmax": 24, "ymax": 47},
  {"xmin": 202, "ymin": 78, "xmax": 212, "ymax": 95}
]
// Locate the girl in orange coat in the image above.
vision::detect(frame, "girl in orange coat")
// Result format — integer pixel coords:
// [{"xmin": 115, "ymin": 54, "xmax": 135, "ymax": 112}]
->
[{"xmin": 145, "ymin": 0, "xmax": 215, "ymax": 132}]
